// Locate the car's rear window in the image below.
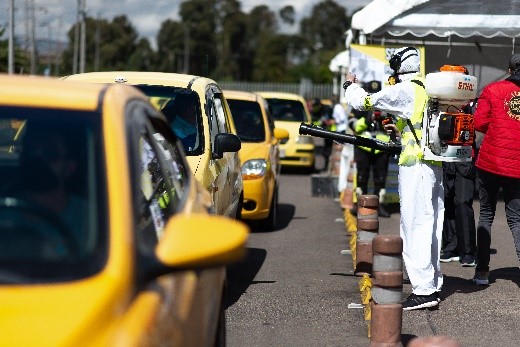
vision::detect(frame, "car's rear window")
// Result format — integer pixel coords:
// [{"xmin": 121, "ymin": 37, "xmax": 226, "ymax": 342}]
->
[
  {"xmin": 264, "ymin": 98, "xmax": 307, "ymax": 122},
  {"xmin": 135, "ymin": 85, "xmax": 203, "ymax": 155},
  {"xmin": 226, "ymin": 99, "xmax": 266, "ymax": 142},
  {"xmin": 0, "ymin": 107, "xmax": 107, "ymax": 284}
]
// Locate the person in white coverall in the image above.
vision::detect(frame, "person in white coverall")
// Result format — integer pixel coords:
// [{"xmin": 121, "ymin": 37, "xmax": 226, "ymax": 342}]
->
[
  {"xmin": 332, "ymin": 95, "xmax": 353, "ymax": 194},
  {"xmin": 343, "ymin": 47, "xmax": 444, "ymax": 311}
]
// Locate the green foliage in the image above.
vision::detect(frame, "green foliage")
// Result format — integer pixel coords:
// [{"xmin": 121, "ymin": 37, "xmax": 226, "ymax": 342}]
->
[
  {"xmin": 178, "ymin": 0, "xmax": 218, "ymax": 77},
  {"xmin": 57, "ymin": 0, "xmax": 352, "ymax": 83},
  {"xmin": 0, "ymin": 28, "xmax": 30, "ymax": 74},
  {"xmin": 300, "ymin": 0, "xmax": 349, "ymax": 51},
  {"xmin": 61, "ymin": 15, "xmax": 141, "ymax": 74},
  {"xmin": 279, "ymin": 6, "xmax": 296, "ymax": 25}
]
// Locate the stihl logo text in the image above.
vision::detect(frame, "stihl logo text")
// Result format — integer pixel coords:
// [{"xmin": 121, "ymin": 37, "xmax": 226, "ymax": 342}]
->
[{"xmin": 458, "ymin": 82, "xmax": 474, "ymax": 91}]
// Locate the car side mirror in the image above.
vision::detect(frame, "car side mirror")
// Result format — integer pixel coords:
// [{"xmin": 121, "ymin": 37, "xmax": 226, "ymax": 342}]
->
[
  {"xmin": 141, "ymin": 214, "xmax": 249, "ymax": 283},
  {"xmin": 273, "ymin": 127, "xmax": 289, "ymax": 140},
  {"xmin": 212, "ymin": 133, "xmax": 241, "ymax": 159}
]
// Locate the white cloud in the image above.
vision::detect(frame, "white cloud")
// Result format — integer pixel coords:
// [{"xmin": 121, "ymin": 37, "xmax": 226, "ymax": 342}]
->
[{"xmin": 6, "ymin": 0, "xmax": 370, "ymax": 48}]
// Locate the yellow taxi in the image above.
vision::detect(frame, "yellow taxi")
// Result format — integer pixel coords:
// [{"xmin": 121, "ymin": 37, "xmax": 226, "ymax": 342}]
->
[
  {"xmin": 224, "ymin": 90, "xmax": 289, "ymax": 230},
  {"xmin": 0, "ymin": 74, "xmax": 248, "ymax": 346},
  {"xmin": 256, "ymin": 91, "xmax": 315, "ymax": 171},
  {"xmin": 62, "ymin": 72, "xmax": 244, "ymax": 219}
]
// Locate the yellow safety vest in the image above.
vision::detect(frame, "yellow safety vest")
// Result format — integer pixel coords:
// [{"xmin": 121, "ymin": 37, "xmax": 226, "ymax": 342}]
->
[
  {"xmin": 354, "ymin": 117, "xmax": 390, "ymax": 154},
  {"xmin": 395, "ymin": 78, "xmax": 441, "ymax": 167}
]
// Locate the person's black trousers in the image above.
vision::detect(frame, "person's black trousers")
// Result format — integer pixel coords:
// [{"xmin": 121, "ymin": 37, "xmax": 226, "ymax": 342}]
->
[
  {"xmin": 442, "ymin": 161, "xmax": 477, "ymax": 257},
  {"xmin": 354, "ymin": 146, "xmax": 390, "ymax": 197}
]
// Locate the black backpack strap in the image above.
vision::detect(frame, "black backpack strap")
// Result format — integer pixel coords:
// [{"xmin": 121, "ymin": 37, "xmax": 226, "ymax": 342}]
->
[
  {"xmin": 406, "ymin": 119, "xmax": 421, "ymax": 146},
  {"xmin": 407, "ymin": 79, "xmax": 425, "ymax": 146},
  {"xmin": 411, "ymin": 79, "xmax": 425, "ymax": 89}
]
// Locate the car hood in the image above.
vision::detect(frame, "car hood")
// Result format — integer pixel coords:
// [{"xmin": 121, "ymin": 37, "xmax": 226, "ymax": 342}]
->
[
  {"xmin": 0, "ymin": 272, "xmax": 133, "ymax": 346},
  {"xmin": 239, "ymin": 142, "xmax": 270, "ymax": 163}
]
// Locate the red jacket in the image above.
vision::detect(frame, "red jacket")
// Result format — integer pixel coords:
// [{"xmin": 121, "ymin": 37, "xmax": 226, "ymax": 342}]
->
[{"xmin": 474, "ymin": 74, "xmax": 520, "ymax": 178}]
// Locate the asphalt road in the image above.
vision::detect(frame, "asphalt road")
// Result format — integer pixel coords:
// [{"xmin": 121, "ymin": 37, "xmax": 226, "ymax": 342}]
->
[
  {"xmin": 225, "ymin": 165, "xmax": 369, "ymax": 347},
  {"xmin": 225, "ymin": 144, "xmax": 520, "ymax": 347}
]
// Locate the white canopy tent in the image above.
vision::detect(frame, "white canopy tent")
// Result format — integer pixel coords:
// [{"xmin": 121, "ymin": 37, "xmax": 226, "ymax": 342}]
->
[{"xmin": 348, "ymin": 0, "xmax": 520, "ymax": 91}]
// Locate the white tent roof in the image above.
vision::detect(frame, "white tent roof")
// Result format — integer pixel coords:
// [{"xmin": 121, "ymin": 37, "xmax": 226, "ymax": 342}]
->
[
  {"xmin": 329, "ymin": 50, "xmax": 350, "ymax": 73},
  {"xmin": 352, "ymin": 0, "xmax": 520, "ymax": 38}
]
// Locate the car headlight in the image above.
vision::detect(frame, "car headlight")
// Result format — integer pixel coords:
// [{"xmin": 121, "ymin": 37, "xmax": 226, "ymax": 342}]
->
[
  {"xmin": 242, "ymin": 159, "xmax": 267, "ymax": 179},
  {"xmin": 295, "ymin": 135, "xmax": 314, "ymax": 144}
]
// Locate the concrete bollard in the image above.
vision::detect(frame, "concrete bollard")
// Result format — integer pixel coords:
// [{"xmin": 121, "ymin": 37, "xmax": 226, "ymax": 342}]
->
[
  {"xmin": 408, "ymin": 336, "xmax": 462, "ymax": 347},
  {"xmin": 340, "ymin": 162, "xmax": 356, "ymax": 210},
  {"xmin": 355, "ymin": 194, "xmax": 379, "ymax": 276},
  {"xmin": 370, "ymin": 235, "xmax": 403, "ymax": 347},
  {"xmin": 331, "ymin": 143, "xmax": 343, "ymax": 176}
]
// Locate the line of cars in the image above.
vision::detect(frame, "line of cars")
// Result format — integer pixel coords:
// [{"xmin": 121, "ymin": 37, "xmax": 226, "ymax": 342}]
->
[
  {"xmin": 63, "ymin": 72, "xmax": 316, "ymax": 231},
  {"xmin": 0, "ymin": 68, "xmax": 316, "ymax": 345},
  {"xmin": 0, "ymin": 74, "xmax": 248, "ymax": 346}
]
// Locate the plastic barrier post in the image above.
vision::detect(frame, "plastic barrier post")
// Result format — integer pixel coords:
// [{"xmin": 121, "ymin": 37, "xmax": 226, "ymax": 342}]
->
[
  {"xmin": 355, "ymin": 194, "xmax": 379, "ymax": 276},
  {"xmin": 369, "ymin": 235, "xmax": 403, "ymax": 347}
]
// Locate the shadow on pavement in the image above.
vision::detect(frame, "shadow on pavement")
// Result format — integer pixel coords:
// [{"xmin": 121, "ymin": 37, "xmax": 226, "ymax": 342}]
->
[
  {"xmin": 225, "ymin": 247, "xmax": 267, "ymax": 308},
  {"xmin": 440, "ymin": 274, "xmax": 488, "ymax": 299},
  {"xmin": 490, "ymin": 266, "xmax": 520, "ymax": 287},
  {"xmin": 402, "ymin": 334, "xmax": 418, "ymax": 346},
  {"xmin": 244, "ymin": 203, "xmax": 295, "ymax": 233}
]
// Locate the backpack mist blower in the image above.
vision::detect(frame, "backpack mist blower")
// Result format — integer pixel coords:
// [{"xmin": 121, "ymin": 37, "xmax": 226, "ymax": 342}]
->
[
  {"xmin": 298, "ymin": 122, "xmax": 402, "ymax": 155},
  {"xmin": 422, "ymin": 65, "xmax": 477, "ymax": 162}
]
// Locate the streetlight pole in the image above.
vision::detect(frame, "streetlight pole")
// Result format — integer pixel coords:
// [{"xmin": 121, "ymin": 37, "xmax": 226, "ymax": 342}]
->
[
  {"xmin": 30, "ymin": 0, "xmax": 36, "ymax": 74},
  {"xmin": 79, "ymin": 0, "xmax": 86, "ymax": 73},
  {"xmin": 73, "ymin": 0, "xmax": 80, "ymax": 74},
  {"xmin": 183, "ymin": 25, "xmax": 190, "ymax": 74},
  {"xmin": 8, "ymin": 0, "xmax": 14, "ymax": 74}
]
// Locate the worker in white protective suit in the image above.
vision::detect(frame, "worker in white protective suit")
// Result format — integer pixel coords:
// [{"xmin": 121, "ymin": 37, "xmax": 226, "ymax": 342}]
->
[
  {"xmin": 332, "ymin": 96, "xmax": 353, "ymax": 194},
  {"xmin": 343, "ymin": 47, "xmax": 444, "ymax": 311}
]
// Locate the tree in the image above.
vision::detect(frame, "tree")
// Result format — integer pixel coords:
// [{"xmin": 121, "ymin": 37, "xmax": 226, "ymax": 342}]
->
[
  {"xmin": 213, "ymin": 0, "xmax": 247, "ymax": 80},
  {"xmin": 300, "ymin": 0, "xmax": 349, "ymax": 52},
  {"xmin": 155, "ymin": 19, "xmax": 185, "ymax": 72},
  {"xmin": 294, "ymin": 0, "xmax": 350, "ymax": 83},
  {"xmin": 61, "ymin": 15, "xmax": 140, "ymax": 74},
  {"xmin": 178, "ymin": 0, "xmax": 218, "ymax": 77},
  {"xmin": 127, "ymin": 38, "xmax": 156, "ymax": 71},
  {"xmin": 0, "ymin": 28, "xmax": 30, "ymax": 74},
  {"xmin": 279, "ymin": 6, "xmax": 295, "ymax": 26}
]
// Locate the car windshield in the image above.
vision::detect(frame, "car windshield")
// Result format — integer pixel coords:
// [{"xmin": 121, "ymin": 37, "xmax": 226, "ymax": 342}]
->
[
  {"xmin": 264, "ymin": 98, "xmax": 307, "ymax": 122},
  {"xmin": 226, "ymin": 99, "xmax": 266, "ymax": 142},
  {"xmin": 0, "ymin": 107, "xmax": 107, "ymax": 284},
  {"xmin": 136, "ymin": 85, "xmax": 203, "ymax": 156}
]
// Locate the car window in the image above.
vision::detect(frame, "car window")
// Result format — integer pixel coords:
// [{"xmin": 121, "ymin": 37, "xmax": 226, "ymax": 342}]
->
[
  {"xmin": 207, "ymin": 90, "xmax": 232, "ymax": 149},
  {"xmin": 227, "ymin": 99, "xmax": 266, "ymax": 142},
  {"xmin": 0, "ymin": 107, "xmax": 107, "ymax": 283},
  {"xmin": 263, "ymin": 99, "xmax": 276, "ymax": 134},
  {"xmin": 214, "ymin": 96, "xmax": 230, "ymax": 132},
  {"xmin": 135, "ymin": 85, "xmax": 203, "ymax": 156},
  {"xmin": 265, "ymin": 98, "xmax": 307, "ymax": 122},
  {"xmin": 129, "ymin": 103, "xmax": 191, "ymax": 252}
]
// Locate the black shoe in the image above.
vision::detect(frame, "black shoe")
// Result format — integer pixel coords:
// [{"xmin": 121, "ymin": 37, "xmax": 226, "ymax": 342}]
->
[
  {"xmin": 402, "ymin": 293, "xmax": 439, "ymax": 311},
  {"xmin": 440, "ymin": 251, "xmax": 460, "ymax": 263},
  {"xmin": 460, "ymin": 254, "xmax": 476, "ymax": 267},
  {"xmin": 378, "ymin": 205, "xmax": 391, "ymax": 218}
]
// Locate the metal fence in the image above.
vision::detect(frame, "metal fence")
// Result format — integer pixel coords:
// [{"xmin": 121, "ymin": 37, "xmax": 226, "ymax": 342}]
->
[{"xmin": 218, "ymin": 80, "xmax": 334, "ymax": 100}]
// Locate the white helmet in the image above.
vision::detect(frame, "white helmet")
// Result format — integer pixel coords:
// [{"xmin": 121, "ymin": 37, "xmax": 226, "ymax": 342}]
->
[{"xmin": 389, "ymin": 47, "xmax": 420, "ymax": 74}]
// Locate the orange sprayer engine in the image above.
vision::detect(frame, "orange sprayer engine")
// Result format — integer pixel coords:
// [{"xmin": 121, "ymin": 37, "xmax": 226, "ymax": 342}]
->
[{"xmin": 423, "ymin": 65, "xmax": 477, "ymax": 162}]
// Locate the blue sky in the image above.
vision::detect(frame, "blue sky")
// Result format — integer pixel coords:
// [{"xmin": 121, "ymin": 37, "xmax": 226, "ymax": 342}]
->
[{"xmin": 5, "ymin": 0, "xmax": 371, "ymax": 47}]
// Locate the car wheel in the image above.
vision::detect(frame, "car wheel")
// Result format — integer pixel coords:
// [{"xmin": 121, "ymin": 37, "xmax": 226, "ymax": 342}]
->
[
  {"xmin": 235, "ymin": 192, "xmax": 243, "ymax": 220},
  {"xmin": 261, "ymin": 185, "xmax": 278, "ymax": 231}
]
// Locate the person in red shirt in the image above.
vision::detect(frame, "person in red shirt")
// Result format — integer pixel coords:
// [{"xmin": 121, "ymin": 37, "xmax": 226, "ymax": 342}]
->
[{"xmin": 472, "ymin": 53, "xmax": 520, "ymax": 285}]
